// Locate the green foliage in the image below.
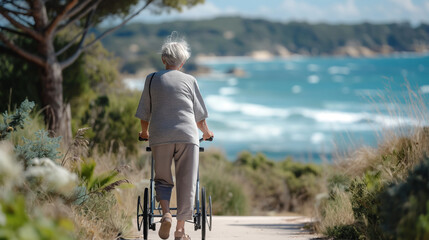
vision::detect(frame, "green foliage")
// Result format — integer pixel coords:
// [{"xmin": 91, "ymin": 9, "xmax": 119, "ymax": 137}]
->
[
  {"xmin": 349, "ymin": 171, "xmax": 385, "ymax": 239},
  {"xmin": 233, "ymin": 152, "xmax": 323, "ymax": 212},
  {"xmin": 379, "ymin": 156, "xmax": 429, "ymax": 240},
  {"xmin": 328, "ymin": 173, "xmax": 351, "ymax": 192},
  {"xmin": 0, "ymin": 99, "xmax": 35, "ymax": 141},
  {"xmin": 15, "ymin": 130, "xmax": 62, "ymax": 164},
  {"xmin": 0, "ymin": 195, "xmax": 74, "ymax": 240},
  {"xmin": 0, "ymin": 38, "xmax": 40, "ymax": 112},
  {"xmin": 325, "ymin": 225, "xmax": 360, "ymax": 240},
  {"xmin": 236, "ymin": 151, "xmax": 274, "ymax": 170},
  {"xmin": 80, "ymin": 93, "xmax": 141, "ymax": 154},
  {"xmin": 201, "ymin": 174, "xmax": 248, "ymax": 215},
  {"xmin": 74, "ymin": 158, "xmax": 129, "ymax": 204}
]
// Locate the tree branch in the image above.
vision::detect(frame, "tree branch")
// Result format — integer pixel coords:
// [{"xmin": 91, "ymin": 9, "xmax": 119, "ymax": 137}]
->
[
  {"xmin": 45, "ymin": 0, "xmax": 79, "ymax": 35},
  {"xmin": 0, "ymin": 32, "xmax": 45, "ymax": 67},
  {"xmin": 1, "ymin": 6, "xmax": 32, "ymax": 16},
  {"xmin": 9, "ymin": 11, "xmax": 33, "ymax": 27},
  {"xmin": 83, "ymin": 0, "xmax": 155, "ymax": 50},
  {"xmin": 55, "ymin": 27, "xmax": 86, "ymax": 57},
  {"xmin": 56, "ymin": 0, "xmax": 100, "ymax": 34},
  {"xmin": 59, "ymin": 8, "xmax": 95, "ymax": 69},
  {"xmin": 66, "ymin": 0, "xmax": 92, "ymax": 19},
  {"xmin": 5, "ymin": 0, "xmax": 32, "ymax": 12},
  {"xmin": 0, "ymin": 7, "xmax": 42, "ymax": 41},
  {"xmin": 0, "ymin": 25, "xmax": 31, "ymax": 38}
]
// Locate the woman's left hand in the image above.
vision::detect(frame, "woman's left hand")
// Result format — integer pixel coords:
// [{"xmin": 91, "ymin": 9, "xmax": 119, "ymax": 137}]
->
[{"xmin": 139, "ymin": 131, "xmax": 149, "ymax": 140}]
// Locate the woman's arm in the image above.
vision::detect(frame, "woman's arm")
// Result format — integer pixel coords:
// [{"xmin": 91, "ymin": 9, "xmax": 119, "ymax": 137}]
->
[
  {"xmin": 139, "ymin": 120, "xmax": 149, "ymax": 139},
  {"xmin": 197, "ymin": 119, "xmax": 214, "ymax": 140}
]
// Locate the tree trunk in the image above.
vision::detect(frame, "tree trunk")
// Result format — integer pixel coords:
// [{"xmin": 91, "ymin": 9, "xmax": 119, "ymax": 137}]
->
[
  {"xmin": 38, "ymin": 37, "xmax": 71, "ymax": 145},
  {"xmin": 39, "ymin": 61, "xmax": 71, "ymax": 145},
  {"xmin": 32, "ymin": 0, "xmax": 72, "ymax": 145}
]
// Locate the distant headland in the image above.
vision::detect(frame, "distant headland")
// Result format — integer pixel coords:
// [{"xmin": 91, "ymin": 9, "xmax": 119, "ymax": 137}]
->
[{"xmin": 96, "ymin": 16, "xmax": 429, "ymax": 75}]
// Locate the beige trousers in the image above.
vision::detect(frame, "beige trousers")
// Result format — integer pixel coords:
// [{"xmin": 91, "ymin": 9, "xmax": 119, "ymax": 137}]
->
[{"xmin": 152, "ymin": 143, "xmax": 199, "ymax": 220}]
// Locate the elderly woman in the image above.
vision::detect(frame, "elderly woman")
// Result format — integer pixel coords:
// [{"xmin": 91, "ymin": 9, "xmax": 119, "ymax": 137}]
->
[{"xmin": 135, "ymin": 33, "xmax": 213, "ymax": 240}]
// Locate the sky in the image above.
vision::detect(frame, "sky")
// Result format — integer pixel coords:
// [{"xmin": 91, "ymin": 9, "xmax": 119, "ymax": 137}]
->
[{"xmin": 133, "ymin": 0, "xmax": 429, "ymax": 25}]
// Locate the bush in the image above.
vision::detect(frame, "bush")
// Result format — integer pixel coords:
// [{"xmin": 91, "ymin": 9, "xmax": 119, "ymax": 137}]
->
[
  {"xmin": 16, "ymin": 129, "xmax": 62, "ymax": 165},
  {"xmin": 379, "ymin": 156, "xmax": 429, "ymax": 240},
  {"xmin": 201, "ymin": 174, "xmax": 249, "ymax": 215},
  {"xmin": 348, "ymin": 171, "xmax": 385, "ymax": 239},
  {"xmin": 80, "ymin": 92, "xmax": 141, "ymax": 155},
  {"xmin": 233, "ymin": 152, "xmax": 323, "ymax": 213},
  {"xmin": 325, "ymin": 224, "xmax": 360, "ymax": 240},
  {"xmin": 0, "ymin": 99, "xmax": 34, "ymax": 141},
  {"xmin": 0, "ymin": 195, "xmax": 75, "ymax": 240}
]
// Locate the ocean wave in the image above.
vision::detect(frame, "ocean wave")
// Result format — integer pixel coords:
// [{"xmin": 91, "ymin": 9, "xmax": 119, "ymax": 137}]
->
[
  {"xmin": 206, "ymin": 95, "xmax": 419, "ymax": 128},
  {"xmin": 308, "ymin": 75, "xmax": 320, "ymax": 84},
  {"xmin": 307, "ymin": 64, "xmax": 320, "ymax": 72},
  {"xmin": 219, "ymin": 87, "xmax": 239, "ymax": 95},
  {"xmin": 206, "ymin": 95, "xmax": 289, "ymax": 117},
  {"xmin": 421, "ymin": 85, "xmax": 429, "ymax": 94},
  {"xmin": 328, "ymin": 66, "xmax": 350, "ymax": 75}
]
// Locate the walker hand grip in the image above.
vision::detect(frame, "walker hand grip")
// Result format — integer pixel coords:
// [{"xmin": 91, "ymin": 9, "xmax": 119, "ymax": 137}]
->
[
  {"xmin": 199, "ymin": 137, "xmax": 213, "ymax": 142},
  {"xmin": 138, "ymin": 136, "xmax": 148, "ymax": 142}
]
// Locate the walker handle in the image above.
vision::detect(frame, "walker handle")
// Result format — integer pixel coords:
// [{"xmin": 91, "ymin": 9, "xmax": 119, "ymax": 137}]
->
[
  {"xmin": 199, "ymin": 136, "xmax": 213, "ymax": 142},
  {"xmin": 138, "ymin": 136, "xmax": 148, "ymax": 142}
]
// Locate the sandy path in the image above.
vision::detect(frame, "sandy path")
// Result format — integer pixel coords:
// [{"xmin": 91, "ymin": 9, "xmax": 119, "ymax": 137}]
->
[{"xmin": 124, "ymin": 216, "xmax": 321, "ymax": 240}]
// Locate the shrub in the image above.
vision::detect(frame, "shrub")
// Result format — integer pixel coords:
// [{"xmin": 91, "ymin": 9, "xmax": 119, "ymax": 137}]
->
[
  {"xmin": 379, "ymin": 156, "xmax": 429, "ymax": 239},
  {"xmin": 80, "ymin": 93, "xmax": 141, "ymax": 155},
  {"xmin": 325, "ymin": 224, "xmax": 360, "ymax": 240},
  {"xmin": 201, "ymin": 174, "xmax": 249, "ymax": 215},
  {"xmin": 0, "ymin": 195, "xmax": 75, "ymax": 240},
  {"xmin": 0, "ymin": 99, "xmax": 34, "ymax": 141},
  {"xmin": 349, "ymin": 171, "xmax": 385, "ymax": 239},
  {"xmin": 319, "ymin": 188, "xmax": 355, "ymax": 236},
  {"xmin": 16, "ymin": 129, "xmax": 62, "ymax": 165}
]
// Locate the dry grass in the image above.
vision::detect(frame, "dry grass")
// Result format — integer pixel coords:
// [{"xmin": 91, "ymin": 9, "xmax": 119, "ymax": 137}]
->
[
  {"xmin": 317, "ymin": 188, "xmax": 355, "ymax": 233},
  {"xmin": 316, "ymin": 81, "xmax": 429, "ymax": 236}
]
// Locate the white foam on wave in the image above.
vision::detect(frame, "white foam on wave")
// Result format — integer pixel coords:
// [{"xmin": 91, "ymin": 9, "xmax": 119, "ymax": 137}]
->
[
  {"xmin": 328, "ymin": 66, "xmax": 350, "ymax": 75},
  {"xmin": 354, "ymin": 89, "xmax": 384, "ymax": 97},
  {"xmin": 308, "ymin": 75, "xmax": 320, "ymax": 84},
  {"xmin": 284, "ymin": 63, "xmax": 296, "ymax": 70},
  {"xmin": 299, "ymin": 109, "xmax": 365, "ymax": 124},
  {"xmin": 227, "ymin": 78, "xmax": 238, "ymax": 86},
  {"xmin": 205, "ymin": 95, "xmax": 289, "ymax": 117},
  {"xmin": 292, "ymin": 85, "xmax": 302, "ymax": 94},
  {"xmin": 420, "ymin": 85, "xmax": 429, "ymax": 94},
  {"xmin": 214, "ymin": 120, "xmax": 284, "ymax": 142},
  {"xmin": 219, "ymin": 87, "xmax": 239, "ymax": 96},
  {"xmin": 206, "ymin": 95, "xmax": 421, "ymax": 136},
  {"xmin": 311, "ymin": 132, "xmax": 326, "ymax": 144},
  {"xmin": 307, "ymin": 64, "xmax": 320, "ymax": 72}
]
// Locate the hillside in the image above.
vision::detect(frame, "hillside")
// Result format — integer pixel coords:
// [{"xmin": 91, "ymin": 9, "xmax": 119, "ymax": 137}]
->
[{"xmin": 96, "ymin": 17, "xmax": 429, "ymax": 73}]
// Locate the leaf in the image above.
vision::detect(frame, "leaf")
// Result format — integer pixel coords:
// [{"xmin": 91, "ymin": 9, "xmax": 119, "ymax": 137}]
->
[
  {"xmin": 101, "ymin": 179, "xmax": 130, "ymax": 192},
  {"xmin": 88, "ymin": 170, "xmax": 118, "ymax": 191},
  {"xmin": 79, "ymin": 159, "xmax": 96, "ymax": 182}
]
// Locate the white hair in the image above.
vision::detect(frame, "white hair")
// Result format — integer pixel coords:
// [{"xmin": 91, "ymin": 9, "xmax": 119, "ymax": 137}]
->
[{"xmin": 161, "ymin": 31, "xmax": 190, "ymax": 67}]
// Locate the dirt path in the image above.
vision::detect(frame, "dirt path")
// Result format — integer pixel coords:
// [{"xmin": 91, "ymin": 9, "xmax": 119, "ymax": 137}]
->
[{"xmin": 124, "ymin": 216, "xmax": 322, "ymax": 240}]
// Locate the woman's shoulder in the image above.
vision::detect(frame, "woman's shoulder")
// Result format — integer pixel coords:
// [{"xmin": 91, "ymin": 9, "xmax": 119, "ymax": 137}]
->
[{"xmin": 171, "ymin": 70, "xmax": 197, "ymax": 82}]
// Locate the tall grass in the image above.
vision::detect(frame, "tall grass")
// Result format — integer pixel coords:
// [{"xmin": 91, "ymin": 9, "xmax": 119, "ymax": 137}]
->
[{"xmin": 316, "ymin": 82, "xmax": 429, "ymax": 239}]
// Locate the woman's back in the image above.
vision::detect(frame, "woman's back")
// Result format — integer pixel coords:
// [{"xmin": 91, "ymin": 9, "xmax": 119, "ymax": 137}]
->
[{"xmin": 136, "ymin": 70, "xmax": 208, "ymax": 146}]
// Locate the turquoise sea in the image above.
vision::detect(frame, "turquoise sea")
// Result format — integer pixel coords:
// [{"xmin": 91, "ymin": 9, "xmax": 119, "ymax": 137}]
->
[
  {"xmin": 196, "ymin": 54, "xmax": 429, "ymax": 162},
  {"xmin": 127, "ymin": 54, "xmax": 429, "ymax": 162}
]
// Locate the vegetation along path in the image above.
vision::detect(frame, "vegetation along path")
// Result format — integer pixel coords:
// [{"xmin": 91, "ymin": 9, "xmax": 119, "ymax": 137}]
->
[{"xmin": 125, "ymin": 216, "xmax": 321, "ymax": 239}]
